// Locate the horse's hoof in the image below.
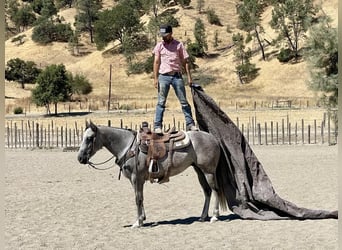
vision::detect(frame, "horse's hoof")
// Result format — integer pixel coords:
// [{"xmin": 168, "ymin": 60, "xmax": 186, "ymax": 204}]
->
[
  {"xmin": 210, "ymin": 216, "xmax": 219, "ymax": 223},
  {"xmin": 131, "ymin": 221, "xmax": 142, "ymax": 228},
  {"xmin": 198, "ymin": 217, "xmax": 208, "ymax": 222}
]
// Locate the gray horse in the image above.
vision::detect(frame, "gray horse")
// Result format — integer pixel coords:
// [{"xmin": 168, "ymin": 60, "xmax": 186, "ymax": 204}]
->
[{"xmin": 77, "ymin": 121, "xmax": 224, "ymax": 228}]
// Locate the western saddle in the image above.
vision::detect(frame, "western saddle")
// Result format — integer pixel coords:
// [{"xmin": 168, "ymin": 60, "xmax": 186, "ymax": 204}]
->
[{"xmin": 138, "ymin": 122, "xmax": 187, "ymax": 183}]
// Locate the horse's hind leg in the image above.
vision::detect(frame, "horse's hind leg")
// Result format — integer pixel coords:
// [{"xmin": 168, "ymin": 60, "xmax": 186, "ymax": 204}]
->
[
  {"xmin": 204, "ymin": 173, "xmax": 220, "ymax": 223},
  {"xmin": 193, "ymin": 166, "xmax": 212, "ymax": 222}
]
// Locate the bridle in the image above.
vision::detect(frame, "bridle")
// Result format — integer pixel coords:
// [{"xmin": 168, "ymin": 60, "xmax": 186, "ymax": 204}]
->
[{"xmin": 86, "ymin": 129, "xmax": 138, "ymax": 180}]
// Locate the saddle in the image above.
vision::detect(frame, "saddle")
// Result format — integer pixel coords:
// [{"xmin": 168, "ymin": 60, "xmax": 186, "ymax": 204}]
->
[{"xmin": 138, "ymin": 122, "xmax": 189, "ymax": 183}]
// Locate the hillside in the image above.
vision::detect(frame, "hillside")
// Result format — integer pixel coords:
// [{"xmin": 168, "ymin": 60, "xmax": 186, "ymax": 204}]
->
[{"xmin": 5, "ymin": 0, "xmax": 338, "ymax": 113}]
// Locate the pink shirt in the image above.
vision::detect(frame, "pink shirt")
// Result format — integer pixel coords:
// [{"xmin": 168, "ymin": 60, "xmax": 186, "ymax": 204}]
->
[{"xmin": 153, "ymin": 39, "xmax": 189, "ymax": 74}]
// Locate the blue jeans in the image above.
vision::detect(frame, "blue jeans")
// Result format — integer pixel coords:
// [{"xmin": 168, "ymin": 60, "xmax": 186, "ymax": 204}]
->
[{"xmin": 154, "ymin": 73, "xmax": 195, "ymax": 129}]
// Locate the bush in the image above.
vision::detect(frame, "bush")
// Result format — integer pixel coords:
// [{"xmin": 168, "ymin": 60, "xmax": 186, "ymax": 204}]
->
[
  {"xmin": 32, "ymin": 20, "xmax": 73, "ymax": 44},
  {"xmin": 236, "ymin": 62, "xmax": 259, "ymax": 83},
  {"xmin": 14, "ymin": 107, "xmax": 24, "ymax": 114},
  {"xmin": 187, "ymin": 42, "xmax": 205, "ymax": 57},
  {"xmin": 206, "ymin": 8, "xmax": 222, "ymax": 26},
  {"xmin": 126, "ymin": 55, "xmax": 154, "ymax": 75},
  {"xmin": 71, "ymin": 74, "xmax": 93, "ymax": 95},
  {"xmin": 277, "ymin": 48, "xmax": 295, "ymax": 62}
]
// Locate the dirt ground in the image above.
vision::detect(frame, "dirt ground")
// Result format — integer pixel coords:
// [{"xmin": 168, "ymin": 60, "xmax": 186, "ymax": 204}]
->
[{"xmin": 5, "ymin": 144, "xmax": 338, "ymax": 250}]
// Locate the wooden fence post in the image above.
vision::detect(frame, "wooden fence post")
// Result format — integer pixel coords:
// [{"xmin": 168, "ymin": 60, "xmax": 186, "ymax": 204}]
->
[
  {"xmin": 257, "ymin": 123, "xmax": 261, "ymax": 145},
  {"xmin": 48, "ymin": 125, "xmax": 51, "ymax": 148},
  {"xmin": 56, "ymin": 127, "xmax": 59, "ymax": 147},
  {"xmin": 282, "ymin": 119, "xmax": 284, "ymax": 145},
  {"xmin": 246, "ymin": 124, "xmax": 249, "ymax": 142},
  {"xmin": 21, "ymin": 120, "xmax": 24, "ymax": 148},
  {"xmin": 321, "ymin": 121, "xmax": 324, "ymax": 144},
  {"xmin": 276, "ymin": 122, "xmax": 279, "ymax": 145},
  {"xmin": 252, "ymin": 117, "xmax": 255, "ymax": 145},
  {"xmin": 314, "ymin": 120, "xmax": 317, "ymax": 144},
  {"xmin": 301, "ymin": 119, "xmax": 304, "ymax": 144},
  {"xmin": 264, "ymin": 122, "xmax": 268, "ymax": 145},
  {"xmin": 61, "ymin": 126, "xmax": 63, "ymax": 148},
  {"xmin": 7, "ymin": 127, "xmax": 10, "ymax": 148},
  {"xmin": 14, "ymin": 123, "xmax": 17, "ymax": 148},
  {"xmin": 328, "ymin": 113, "xmax": 331, "ymax": 145},
  {"xmin": 36, "ymin": 123, "xmax": 39, "ymax": 147},
  {"xmin": 270, "ymin": 121, "xmax": 273, "ymax": 145},
  {"xmin": 10, "ymin": 121, "xmax": 13, "ymax": 147},
  {"xmin": 40, "ymin": 124, "xmax": 43, "ymax": 147},
  {"xmin": 295, "ymin": 122, "xmax": 298, "ymax": 144}
]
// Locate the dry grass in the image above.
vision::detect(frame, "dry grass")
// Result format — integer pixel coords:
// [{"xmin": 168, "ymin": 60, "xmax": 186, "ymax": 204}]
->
[{"xmin": 5, "ymin": 0, "xmax": 338, "ymax": 126}]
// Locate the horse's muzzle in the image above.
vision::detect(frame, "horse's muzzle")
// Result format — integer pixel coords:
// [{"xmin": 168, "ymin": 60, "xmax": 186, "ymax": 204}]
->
[{"xmin": 77, "ymin": 154, "xmax": 88, "ymax": 164}]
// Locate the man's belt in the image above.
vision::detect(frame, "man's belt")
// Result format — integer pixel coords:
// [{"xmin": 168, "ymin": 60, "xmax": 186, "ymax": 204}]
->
[{"xmin": 161, "ymin": 71, "xmax": 181, "ymax": 76}]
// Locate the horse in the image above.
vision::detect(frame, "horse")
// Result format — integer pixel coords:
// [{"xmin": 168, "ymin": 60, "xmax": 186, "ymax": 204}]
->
[{"xmin": 77, "ymin": 121, "xmax": 224, "ymax": 228}]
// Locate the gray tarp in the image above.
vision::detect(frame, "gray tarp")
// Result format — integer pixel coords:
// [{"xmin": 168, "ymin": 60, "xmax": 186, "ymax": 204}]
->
[{"xmin": 191, "ymin": 85, "xmax": 337, "ymax": 220}]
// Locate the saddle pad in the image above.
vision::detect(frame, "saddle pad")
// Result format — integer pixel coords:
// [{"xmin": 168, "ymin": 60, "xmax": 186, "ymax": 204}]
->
[{"xmin": 173, "ymin": 131, "xmax": 190, "ymax": 149}]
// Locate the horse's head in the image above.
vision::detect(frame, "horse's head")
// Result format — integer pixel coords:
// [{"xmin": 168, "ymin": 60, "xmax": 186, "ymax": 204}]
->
[{"xmin": 77, "ymin": 121, "xmax": 101, "ymax": 164}]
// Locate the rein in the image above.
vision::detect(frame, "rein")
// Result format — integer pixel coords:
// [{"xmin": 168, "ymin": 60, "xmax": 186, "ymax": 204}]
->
[
  {"xmin": 87, "ymin": 130, "xmax": 137, "ymax": 180},
  {"xmin": 88, "ymin": 155, "xmax": 116, "ymax": 170}
]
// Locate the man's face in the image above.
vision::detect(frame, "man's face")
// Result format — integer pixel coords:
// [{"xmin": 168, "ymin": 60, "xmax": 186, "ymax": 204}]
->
[{"xmin": 162, "ymin": 33, "xmax": 172, "ymax": 43}]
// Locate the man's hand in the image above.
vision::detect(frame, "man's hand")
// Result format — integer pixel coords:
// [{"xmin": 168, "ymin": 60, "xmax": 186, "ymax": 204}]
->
[
  {"xmin": 154, "ymin": 79, "xmax": 158, "ymax": 89},
  {"xmin": 187, "ymin": 76, "xmax": 193, "ymax": 87}
]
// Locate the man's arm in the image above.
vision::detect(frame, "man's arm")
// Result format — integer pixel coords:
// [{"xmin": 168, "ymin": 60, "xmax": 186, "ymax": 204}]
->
[
  {"xmin": 183, "ymin": 58, "xmax": 193, "ymax": 86},
  {"xmin": 153, "ymin": 54, "xmax": 160, "ymax": 89}
]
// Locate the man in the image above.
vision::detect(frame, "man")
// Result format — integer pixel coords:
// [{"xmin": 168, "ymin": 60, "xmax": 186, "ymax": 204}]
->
[{"xmin": 152, "ymin": 24, "xmax": 198, "ymax": 133}]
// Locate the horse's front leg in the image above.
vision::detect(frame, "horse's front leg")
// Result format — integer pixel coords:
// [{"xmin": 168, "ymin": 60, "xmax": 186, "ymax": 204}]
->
[{"xmin": 131, "ymin": 174, "xmax": 146, "ymax": 228}]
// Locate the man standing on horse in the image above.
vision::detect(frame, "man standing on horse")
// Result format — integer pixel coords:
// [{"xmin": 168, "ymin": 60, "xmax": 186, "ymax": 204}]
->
[{"xmin": 152, "ymin": 24, "xmax": 198, "ymax": 133}]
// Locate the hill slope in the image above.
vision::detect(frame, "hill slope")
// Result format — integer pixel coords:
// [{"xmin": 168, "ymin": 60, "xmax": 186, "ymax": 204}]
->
[{"xmin": 5, "ymin": 0, "xmax": 338, "ymax": 110}]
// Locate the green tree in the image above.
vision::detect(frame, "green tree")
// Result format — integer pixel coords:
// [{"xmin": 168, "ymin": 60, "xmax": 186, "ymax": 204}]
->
[
  {"xmin": 12, "ymin": 5, "xmax": 36, "ymax": 32},
  {"xmin": 270, "ymin": 0, "xmax": 318, "ymax": 61},
  {"xmin": 75, "ymin": 0, "xmax": 102, "ymax": 43},
  {"xmin": 32, "ymin": 64, "xmax": 72, "ymax": 114},
  {"xmin": 55, "ymin": 0, "xmax": 74, "ymax": 8},
  {"xmin": 212, "ymin": 30, "xmax": 220, "ymax": 49},
  {"xmin": 193, "ymin": 18, "xmax": 207, "ymax": 56},
  {"xmin": 40, "ymin": 0, "xmax": 57, "ymax": 18},
  {"xmin": 237, "ymin": 0, "xmax": 266, "ymax": 60},
  {"xmin": 232, "ymin": 33, "xmax": 258, "ymax": 83},
  {"xmin": 305, "ymin": 17, "xmax": 338, "ymax": 110},
  {"xmin": 32, "ymin": 19, "xmax": 73, "ymax": 44},
  {"xmin": 94, "ymin": 2, "xmax": 142, "ymax": 50},
  {"xmin": 206, "ymin": 8, "xmax": 222, "ymax": 26},
  {"xmin": 5, "ymin": 58, "xmax": 41, "ymax": 89},
  {"xmin": 70, "ymin": 73, "xmax": 93, "ymax": 95}
]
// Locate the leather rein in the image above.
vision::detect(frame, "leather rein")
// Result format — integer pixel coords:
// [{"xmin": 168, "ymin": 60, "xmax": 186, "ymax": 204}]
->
[{"xmin": 87, "ymin": 131, "xmax": 137, "ymax": 180}]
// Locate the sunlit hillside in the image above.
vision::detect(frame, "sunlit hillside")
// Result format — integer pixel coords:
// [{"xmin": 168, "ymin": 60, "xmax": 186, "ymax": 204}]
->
[{"xmin": 5, "ymin": 0, "xmax": 338, "ymax": 113}]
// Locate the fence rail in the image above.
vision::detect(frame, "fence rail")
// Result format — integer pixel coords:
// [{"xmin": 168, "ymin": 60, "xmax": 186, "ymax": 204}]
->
[{"xmin": 5, "ymin": 115, "xmax": 338, "ymax": 150}]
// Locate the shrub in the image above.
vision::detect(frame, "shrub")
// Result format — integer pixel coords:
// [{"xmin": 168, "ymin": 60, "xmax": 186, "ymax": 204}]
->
[
  {"xmin": 14, "ymin": 107, "xmax": 24, "ymax": 114},
  {"xmin": 126, "ymin": 55, "xmax": 154, "ymax": 75},
  {"xmin": 206, "ymin": 8, "xmax": 222, "ymax": 26},
  {"xmin": 277, "ymin": 48, "xmax": 295, "ymax": 63},
  {"xmin": 32, "ymin": 20, "xmax": 73, "ymax": 44},
  {"xmin": 187, "ymin": 42, "xmax": 205, "ymax": 57},
  {"xmin": 71, "ymin": 74, "xmax": 93, "ymax": 95},
  {"xmin": 236, "ymin": 62, "xmax": 259, "ymax": 83}
]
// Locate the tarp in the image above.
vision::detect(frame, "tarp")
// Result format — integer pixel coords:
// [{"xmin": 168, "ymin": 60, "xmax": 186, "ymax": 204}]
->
[{"xmin": 191, "ymin": 85, "xmax": 337, "ymax": 220}]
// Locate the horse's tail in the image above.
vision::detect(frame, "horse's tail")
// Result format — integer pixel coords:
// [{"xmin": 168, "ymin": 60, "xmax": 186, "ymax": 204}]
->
[{"xmin": 215, "ymin": 147, "xmax": 237, "ymax": 212}]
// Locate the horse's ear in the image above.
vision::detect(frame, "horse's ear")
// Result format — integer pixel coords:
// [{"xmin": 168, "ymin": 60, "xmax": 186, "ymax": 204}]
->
[{"xmin": 89, "ymin": 120, "xmax": 97, "ymax": 132}]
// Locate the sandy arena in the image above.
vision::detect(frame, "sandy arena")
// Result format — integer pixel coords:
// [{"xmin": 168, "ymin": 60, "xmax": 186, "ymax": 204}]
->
[{"xmin": 5, "ymin": 144, "xmax": 338, "ymax": 249}]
